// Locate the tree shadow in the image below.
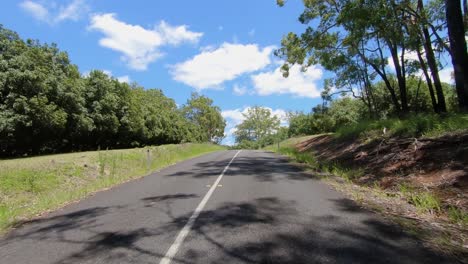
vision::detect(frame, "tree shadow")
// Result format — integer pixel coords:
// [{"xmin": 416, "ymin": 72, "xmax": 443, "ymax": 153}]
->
[
  {"xmin": 164, "ymin": 197, "xmax": 455, "ymax": 264},
  {"xmin": 0, "ymin": 151, "xmax": 457, "ymax": 264},
  {"xmin": 0, "ymin": 195, "xmax": 455, "ymax": 264},
  {"xmin": 166, "ymin": 152, "xmax": 314, "ymax": 182}
]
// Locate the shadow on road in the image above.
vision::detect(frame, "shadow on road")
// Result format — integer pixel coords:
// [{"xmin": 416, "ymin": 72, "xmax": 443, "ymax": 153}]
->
[
  {"xmin": 0, "ymin": 193, "xmax": 454, "ymax": 263},
  {"xmin": 0, "ymin": 150, "xmax": 456, "ymax": 263},
  {"xmin": 166, "ymin": 152, "xmax": 314, "ymax": 182}
]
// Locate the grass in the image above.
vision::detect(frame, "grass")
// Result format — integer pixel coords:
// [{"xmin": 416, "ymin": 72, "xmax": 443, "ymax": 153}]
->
[
  {"xmin": 398, "ymin": 183, "xmax": 441, "ymax": 214},
  {"xmin": 335, "ymin": 113, "xmax": 468, "ymax": 140},
  {"xmin": 0, "ymin": 143, "xmax": 224, "ymax": 233},
  {"xmin": 270, "ymin": 142, "xmax": 363, "ymax": 183},
  {"xmin": 447, "ymin": 206, "xmax": 468, "ymax": 225}
]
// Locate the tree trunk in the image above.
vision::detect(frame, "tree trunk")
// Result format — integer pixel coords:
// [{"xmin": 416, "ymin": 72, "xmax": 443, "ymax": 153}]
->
[
  {"xmin": 446, "ymin": 0, "xmax": 468, "ymax": 112},
  {"xmin": 389, "ymin": 43, "xmax": 409, "ymax": 115},
  {"xmin": 464, "ymin": 0, "xmax": 468, "ymax": 30},
  {"xmin": 416, "ymin": 45, "xmax": 438, "ymax": 113},
  {"xmin": 422, "ymin": 26, "xmax": 447, "ymax": 113},
  {"xmin": 356, "ymin": 41, "xmax": 402, "ymax": 114}
]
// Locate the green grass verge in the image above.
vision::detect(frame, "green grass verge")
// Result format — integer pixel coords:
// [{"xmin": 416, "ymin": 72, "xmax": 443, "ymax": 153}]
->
[
  {"xmin": 0, "ymin": 143, "xmax": 225, "ymax": 233},
  {"xmin": 335, "ymin": 113, "xmax": 468, "ymax": 140}
]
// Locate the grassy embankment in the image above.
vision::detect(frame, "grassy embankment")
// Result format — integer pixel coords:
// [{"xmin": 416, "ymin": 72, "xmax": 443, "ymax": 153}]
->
[
  {"xmin": 265, "ymin": 114, "xmax": 468, "ymax": 259},
  {"xmin": 0, "ymin": 143, "xmax": 225, "ymax": 233},
  {"xmin": 335, "ymin": 113, "xmax": 468, "ymax": 140}
]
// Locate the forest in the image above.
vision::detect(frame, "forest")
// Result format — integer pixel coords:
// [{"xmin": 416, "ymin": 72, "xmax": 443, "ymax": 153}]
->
[
  {"xmin": 0, "ymin": 26, "xmax": 225, "ymax": 157},
  {"xmin": 279, "ymin": 0, "xmax": 468, "ymax": 135},
  {"xmin": 230, "ymin": 0, "xmax": 468, "ymax": 148}
]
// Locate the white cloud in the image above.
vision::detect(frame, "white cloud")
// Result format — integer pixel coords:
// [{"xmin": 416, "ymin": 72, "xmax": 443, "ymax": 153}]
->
[
  {"xmin": 221, "ymin": 106, "xmax": 288, "ymax": 145},
  {"xmin": 439, "ymin": 67, "xmax": 454, "ymax": 84},
  {"xmin": 117, "ymin": 75, "xmax": 131, "ymax": 83},
  {"xmin": 56, "ymin": 0, "xmax": 89, "ymax": 23},
  {"xmin": 19, "ymin": 0, "xmax": 89, "ymax": 24},
  {"xmin": 387, "ymin": 51, "xmax": 455, "ymax": 85},
  {"xmin": 89, "ymin": 14, "xmax": 203, "ymax": 71},
  {"xmin": 387, "ymin": 50, "xmax": 419, "ymax": 71},
  {"xmin": 19, "ymin": 1, "xmax": 49, "ymax": 22},
  {"xmin": 171, "ymin": 43, "xmax": 274, "ymax": 90},
  {"xmin": 233, "ymin": 84, "xmax": 248, "ymax": 95},
  {"xmin": 251, "ymin": 64, "xmax": 323, "ymax": 98},
  {"xmin": 157, "ymin": 21, "xmax": 203, "ymax": 45}
]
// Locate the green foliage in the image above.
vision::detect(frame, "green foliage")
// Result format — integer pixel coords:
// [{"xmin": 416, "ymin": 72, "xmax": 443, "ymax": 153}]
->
[
  {"xmin": 0, "ymin": 25, "xmax": 225, "ymax": 157},
  {"xmin": 234, "ymin": 106, "xmax": 282, "ymax": 149},
  {"xmin": 276, "ymin": 0, "xmax": 464, "ymax": 115},
  {"xmin": 182, "ymin": 93, "xmax": 226, "ymax": 144},
  {"xmin": 398, "ymin": 183, "xmax": 441, "ymax": 214},
  {"xmin": 336, "ymin": 113, "xmax": 468, "ymax": 140},
  {"xmin": 288, "ymin": 97, "xmax": 365, "ymax": 137},
  {"xmin": 447, "ymin": 206, "xmax": 468, "ymax": 226}
]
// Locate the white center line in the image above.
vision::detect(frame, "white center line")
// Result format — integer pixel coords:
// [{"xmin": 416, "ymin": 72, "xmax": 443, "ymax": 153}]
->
[{"xmin": 159, "ymin": 150, "xmax": 242, "ymax": 264}]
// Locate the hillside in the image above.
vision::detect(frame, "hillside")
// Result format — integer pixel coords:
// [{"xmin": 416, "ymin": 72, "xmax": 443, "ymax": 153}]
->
[{"xmin": 270, "ymin": 130, "xmax": 468, "ymax": 260}]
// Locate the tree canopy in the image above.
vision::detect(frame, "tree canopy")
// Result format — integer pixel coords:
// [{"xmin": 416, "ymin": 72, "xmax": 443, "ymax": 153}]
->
[
  {"xmin": 182, "ymin": 93, "xmax": 226, "ymax": 144},
  {"xmin": 234, "ymin": 106, "xmax": 281, "ymax": 149},
  {"xmin": 276, "ymin": 0, "xmax": 467, "ymax": 115},
  {"xmin": 0, "ymin": 25, "xmax": 225, "ymax": 157}
]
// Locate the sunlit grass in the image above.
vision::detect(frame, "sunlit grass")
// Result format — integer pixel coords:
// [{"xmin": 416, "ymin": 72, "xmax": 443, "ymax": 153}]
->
[
  {"xmin": 0, "ymin": 143, "xmax": 224, "ymax": 233},
  {"xmin": 335, "ymin": 113, "xmax": 468, "ymax": 140}
]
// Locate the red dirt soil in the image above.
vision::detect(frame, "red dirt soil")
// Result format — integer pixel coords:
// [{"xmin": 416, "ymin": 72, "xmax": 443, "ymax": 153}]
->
[{"xmin": 296, "ymin": 132, "xmax": 468, "ymax": 210}]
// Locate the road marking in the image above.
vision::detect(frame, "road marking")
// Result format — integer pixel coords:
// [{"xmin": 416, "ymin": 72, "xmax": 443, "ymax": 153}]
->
[{"xmin": 159, "ymin": 150, "xmax": 241, "ymax": 264}]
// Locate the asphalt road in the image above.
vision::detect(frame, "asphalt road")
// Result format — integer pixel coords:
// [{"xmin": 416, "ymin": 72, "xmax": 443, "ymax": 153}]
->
[{"xmin": 0, "ymin": 150, "xmax": 455, "ymax": 264}]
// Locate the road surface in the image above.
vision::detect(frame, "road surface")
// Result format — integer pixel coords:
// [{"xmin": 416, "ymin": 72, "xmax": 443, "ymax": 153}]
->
[{"xmin": 0, "ymin": 150, "xmax": 455, "ymax": 263}]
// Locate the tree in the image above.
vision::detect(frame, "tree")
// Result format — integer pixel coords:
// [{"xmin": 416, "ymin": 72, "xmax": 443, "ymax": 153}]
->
[
  {"xmin": 82, "ymin": 71, "xmax": 131, "ymax": 148},
  {"xmin": 0, "ymin": 25, "xmax": 227, "ymax": 157},
  {"xmin": 445, "ymin": 0, "xmax": 468, "ymax": 111},
  {"xmin": 183, "ymin": 93, "xmax": 226, "ymax": 143},
  {"xmin": 234, "ymin": 106, "xmax": 280, "ymax": 148},
  {"xmin": 0, "ymin": 25, "xmax": 89, "ymax": 155},
  {"xmin": 276, "ymin": 0, "xmax": 412, "ymax": 115}
]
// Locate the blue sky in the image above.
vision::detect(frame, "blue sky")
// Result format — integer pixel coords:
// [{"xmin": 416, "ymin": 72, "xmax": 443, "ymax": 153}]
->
[
  {"xmin": 0, "ymin": 0, "xmax": 455, "ymax": 145},
  {"xmin": 2, "ymin": 0, "xmax": 328, "ymax": 145}
]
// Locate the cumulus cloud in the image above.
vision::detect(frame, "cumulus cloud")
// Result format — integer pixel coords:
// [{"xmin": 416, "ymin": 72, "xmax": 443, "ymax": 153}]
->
[
  {"xmin": 251, "ymin": 64, "xmax": 323, "ymax": 98},
  {"xmin": 221, "ymin": 106, "xmax": 288, "ymax": 145},
  {"xmin": 19, "ymin": 0, "xmax": 89, "ymax": 24},
  {"xmin": 171, "ymin": 43, "xmax": 275, "ymax": 90},
  {"xmin": 89, "ymin": 14, "xmax": 203, "ymax": 70},
  {"xmin": 158, "ymin": 21, "xmax": 203, "ymax": 45}
]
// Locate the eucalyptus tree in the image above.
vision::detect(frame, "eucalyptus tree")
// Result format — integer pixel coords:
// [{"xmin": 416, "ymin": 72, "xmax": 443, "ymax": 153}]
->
[
  {"xmin": 276, "ymin": 0, "xmax": 416, "ymax": 116},
  {"xmin": 234, "ymin": 106, "xmax": 280, "ymax": 148},
  {"xmin": 182, "ymin": 93, "xmax": 226, "ymax": 144},
  {"xmin": 445, "ymin": 0, "xmax": 468, "ymax": 111}
]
